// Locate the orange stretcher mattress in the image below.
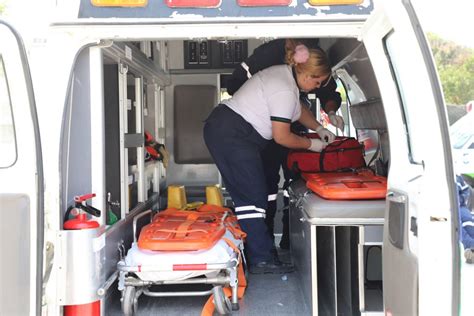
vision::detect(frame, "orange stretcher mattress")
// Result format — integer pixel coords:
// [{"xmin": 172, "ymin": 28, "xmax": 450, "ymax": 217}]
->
[
  {"xmin": 303, "ymin": 170, "xmax": 387, "ymax": 200},
  {"xmin": 138, "ymin": 204, "xmax": 244, "ymax": 251}
]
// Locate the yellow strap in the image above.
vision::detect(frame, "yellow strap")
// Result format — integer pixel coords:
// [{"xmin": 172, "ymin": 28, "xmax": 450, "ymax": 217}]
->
[{"xmin": 185, "ymin": 201, "xmax": 204, "ymax": 210}]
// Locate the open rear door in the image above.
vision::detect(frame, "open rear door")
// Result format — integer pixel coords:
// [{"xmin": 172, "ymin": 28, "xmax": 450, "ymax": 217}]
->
[
  {"xmin": 361, "ymin": 0, "xmax": 459, "ymax": 315},
  {"xmin": 0, "ymin": 20, "xmax": 44, "ymax": 315}
]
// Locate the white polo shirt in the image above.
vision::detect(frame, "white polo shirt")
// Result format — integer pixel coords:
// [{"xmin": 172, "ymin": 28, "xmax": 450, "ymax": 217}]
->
[{"xmin": 223, "ymin": 65, "xmax": 302, "ymax": 140}]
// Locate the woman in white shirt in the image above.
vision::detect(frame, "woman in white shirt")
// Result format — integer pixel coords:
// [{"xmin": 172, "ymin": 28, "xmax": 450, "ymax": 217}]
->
[{"xmin": 203, "ymin": 46, "xmax": 335, "ymax": 274}]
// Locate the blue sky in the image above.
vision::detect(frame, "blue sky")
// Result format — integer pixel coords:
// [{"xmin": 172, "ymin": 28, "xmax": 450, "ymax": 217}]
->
[{"xmin": 413, "ymin": 0, "xmax": 474, "ymax": 48}]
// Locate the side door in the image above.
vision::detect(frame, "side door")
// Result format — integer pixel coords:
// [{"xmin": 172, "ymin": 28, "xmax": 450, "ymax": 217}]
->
[
  {"xmin": 361, "ymin": 1, "xmax": 459, "ymax": 315},
  {"xmin": 0, "ymin": 20, "xmax": 44, "ymax": 315}
]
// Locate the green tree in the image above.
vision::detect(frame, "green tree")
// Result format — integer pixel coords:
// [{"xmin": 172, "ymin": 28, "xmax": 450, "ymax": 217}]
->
[
  {"xmin": 428, "ymin": 33, "xmax": 474, "ymax": 105},
  {"xmin": 0, "ymin": 1, "xmax": 6, "ymax": 15},
  {"xmin": 440, "ymin": 55, "xmax": 474, "ymax": 104}
]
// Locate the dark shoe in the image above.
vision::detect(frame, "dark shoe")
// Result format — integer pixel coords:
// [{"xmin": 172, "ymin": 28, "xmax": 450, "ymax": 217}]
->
[
  {"xmin": 271, "ymin": 247, "xmax": 282, "ymax": 264},
  {"xmin": 249, "ymin": 260, "xmax": 294, "ymax": 274},
  {"xmin": 279, "ymin": 235, "xmax": 290, "ymax": 250}
]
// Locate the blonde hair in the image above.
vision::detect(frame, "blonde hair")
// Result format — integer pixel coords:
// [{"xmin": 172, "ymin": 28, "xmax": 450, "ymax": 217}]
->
[{"xmin": 285, "ymin": 39, "xmax": 331, "ymax": 77}]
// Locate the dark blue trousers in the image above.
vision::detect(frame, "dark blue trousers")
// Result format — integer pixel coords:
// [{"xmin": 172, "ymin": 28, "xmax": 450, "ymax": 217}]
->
[
  {"xmin": 203, "ymin": 104, "xmax": 274, "ymax": 264},
  {"xmin": 261, "ymin": 121, "xmax": 306, "ymax": 242},
  {"xmin": 460, "ymin": 206, "xmax": 474, "ymax": 249},
  {"xmin": 261, "ymin": 140, "xmax": 290, "ymax": 241}
]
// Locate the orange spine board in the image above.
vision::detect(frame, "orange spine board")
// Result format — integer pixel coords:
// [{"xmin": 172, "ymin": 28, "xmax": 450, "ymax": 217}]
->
[
  {"xmin": 303, "ymin": 171, "xmax": 387, "ymax": 200},
  {"xmin": 138, "ymin": 205, "xmax": 237, "ymax": 251}
]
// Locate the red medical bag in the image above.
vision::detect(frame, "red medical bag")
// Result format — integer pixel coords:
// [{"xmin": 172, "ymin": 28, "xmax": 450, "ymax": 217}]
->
[{"xmin": 287, "ymin": 134, "xmax": 366, "ymax": 173}]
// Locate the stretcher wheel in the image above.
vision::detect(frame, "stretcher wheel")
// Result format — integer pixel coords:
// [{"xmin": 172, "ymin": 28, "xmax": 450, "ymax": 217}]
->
[
  {"xmin": 121, "ymin": 286, "xmax": 138, "ymax": 316},
  {"xmin": 231, "ymin": 302, "xmax": 240, "ymax": 311},
  {"xmin": 212, "ymin": 286, "xmax": 232, "ymax": 315}
]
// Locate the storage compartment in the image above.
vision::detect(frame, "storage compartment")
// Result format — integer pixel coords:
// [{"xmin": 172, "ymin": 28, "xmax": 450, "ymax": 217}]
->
[{"xmin": 289, "ymin": 180, "xmax": 384, "ymax": 315}]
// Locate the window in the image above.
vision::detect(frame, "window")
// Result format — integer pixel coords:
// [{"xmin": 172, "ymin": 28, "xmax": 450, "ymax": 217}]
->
[
  {"xmin": 0, "ymin": 56, "xmax": 17, "ymax": 167},
  {"xmin": 385, "ymin": 32, "xmax": 420, "ymax": 163}
]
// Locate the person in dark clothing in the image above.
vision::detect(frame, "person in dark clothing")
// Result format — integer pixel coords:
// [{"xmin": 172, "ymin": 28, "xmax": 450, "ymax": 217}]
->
[
  {"xmin": 226, "ymin": 39, "xmax": 343, "ymax": 250},
  {"xmin": 227, "ymin": 39, "xmax": 342, "ymax": 120},
  {"xmin": 204, "ymin": 47, "xmax": 336, "ymax": 274},
  {"xmin": 456, "ymin": 175, "xmax": 474, "ymax": 263}
]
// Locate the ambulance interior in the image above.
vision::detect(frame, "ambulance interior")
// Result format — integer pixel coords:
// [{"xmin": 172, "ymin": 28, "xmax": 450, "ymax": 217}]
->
[{"xmin": 62, "ymin": 36, "xmax": 389, "ymax": 315}]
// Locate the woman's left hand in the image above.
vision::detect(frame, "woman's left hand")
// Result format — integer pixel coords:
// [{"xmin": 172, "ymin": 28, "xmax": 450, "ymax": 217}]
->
[{"xmin": 328, "ymin": 111, "xmax": 345, "ymax": 131}]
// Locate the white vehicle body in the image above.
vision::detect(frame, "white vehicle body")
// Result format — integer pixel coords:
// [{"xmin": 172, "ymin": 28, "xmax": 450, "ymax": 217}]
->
[{"xmin": 0, "ymin": 0, "xmax": 464, "ymax": 315}]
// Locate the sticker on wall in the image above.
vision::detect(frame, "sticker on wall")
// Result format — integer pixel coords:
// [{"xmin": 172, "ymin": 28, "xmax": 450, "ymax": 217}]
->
[
  {"xmin": 164, "ymin": 0, "xmax": 222, "ymax": 8},
  {"xmin": 91, "ymin": 0, "xmax": 148, "ymax": 7},
  {"xmin": 308, "ymin": 0, "xmax": 364, "ymax": 5},
  {"xmin": 237, "ymin": 0, "xmax": 292, "ymax": 6}
]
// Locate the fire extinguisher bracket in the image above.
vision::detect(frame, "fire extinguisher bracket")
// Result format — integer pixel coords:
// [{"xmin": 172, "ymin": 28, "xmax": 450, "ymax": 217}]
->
[{"xmin": 56, "ymin": 228, "xmax": 105, "ymax": 306}]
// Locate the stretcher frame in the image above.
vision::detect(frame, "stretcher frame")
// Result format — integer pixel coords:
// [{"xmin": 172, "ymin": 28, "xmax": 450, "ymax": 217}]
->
[{"xmin": 116, "ymin": 209, "xmax": 245, "ymax": 315}]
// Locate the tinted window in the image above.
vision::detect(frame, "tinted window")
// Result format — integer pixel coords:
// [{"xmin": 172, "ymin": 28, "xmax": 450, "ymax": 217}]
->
[{"xmin": 385, "ymin": 33, "xmax": 418, "ymax": 163}]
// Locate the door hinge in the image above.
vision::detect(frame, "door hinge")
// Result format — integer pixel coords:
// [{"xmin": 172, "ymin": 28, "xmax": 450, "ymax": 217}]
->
[{"xmin": 410, "ymin": 216, "xmax": 418, "ymax": 236}]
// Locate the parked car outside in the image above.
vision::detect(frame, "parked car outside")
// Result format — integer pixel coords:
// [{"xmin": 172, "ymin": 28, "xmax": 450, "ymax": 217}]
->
[{"xmin": 451, "ymin": 111, "xmax": 474, "ymax": 184}]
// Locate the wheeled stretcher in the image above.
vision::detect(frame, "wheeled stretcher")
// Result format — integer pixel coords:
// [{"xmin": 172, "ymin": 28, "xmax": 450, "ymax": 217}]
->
[{"xmin": 117, "ymin": 204, "xmax": 247, "ymax": 316}]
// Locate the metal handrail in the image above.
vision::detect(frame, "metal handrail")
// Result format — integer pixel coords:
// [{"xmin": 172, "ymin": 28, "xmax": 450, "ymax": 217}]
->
[
  {"xmin": 133, "ymin": 209, "xmax": 152, "ymax": 242},
  {"xmin": 97, "ymin": 271, "xmax": 119, "ymax": 296}
]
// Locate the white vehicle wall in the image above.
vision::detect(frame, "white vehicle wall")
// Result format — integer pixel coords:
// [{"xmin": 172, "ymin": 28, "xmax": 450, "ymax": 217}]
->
[{"xmin": 0, "ymin": 0, "xmax": 462, "ymax": 315}]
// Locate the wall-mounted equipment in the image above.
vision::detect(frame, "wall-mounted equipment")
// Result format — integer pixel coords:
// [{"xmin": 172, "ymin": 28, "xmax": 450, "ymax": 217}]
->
[{"xmin": 184, "ymin": 40, "xmax": 248, "ymax": 69}]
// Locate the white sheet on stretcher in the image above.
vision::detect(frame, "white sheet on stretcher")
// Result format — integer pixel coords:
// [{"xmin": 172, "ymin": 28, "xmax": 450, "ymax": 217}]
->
[{"xmin": 125, "ymin": 229, "xmax": 243, "ymax": 281}]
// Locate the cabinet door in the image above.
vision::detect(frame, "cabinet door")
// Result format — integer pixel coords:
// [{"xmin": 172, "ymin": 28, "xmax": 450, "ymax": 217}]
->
[
  {"xmin": 289, "ymin": 204, "xmax": 315, "ymax": 313},
  {"xmin": 0, "ymin": 20, "xmax": 44, "ymax": 316}
]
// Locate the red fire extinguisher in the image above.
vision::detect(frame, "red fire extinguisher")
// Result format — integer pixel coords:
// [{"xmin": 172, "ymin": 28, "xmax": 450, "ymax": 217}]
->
[{"xmin": 63, "ymin": 193, "xmax": 101, "ymax": 316}]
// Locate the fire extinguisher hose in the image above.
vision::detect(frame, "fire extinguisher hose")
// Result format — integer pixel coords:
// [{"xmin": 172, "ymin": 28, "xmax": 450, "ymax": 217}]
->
[
  {"xmin": 63, "ymin": 204, "xmax": 101, "ymax": 224},
  {"xmin": 63, "ymin": 205, "xmax": 76, "ymax": 224}
]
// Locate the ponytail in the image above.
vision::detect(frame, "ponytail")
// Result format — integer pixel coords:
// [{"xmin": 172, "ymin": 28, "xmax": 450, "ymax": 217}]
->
[{"xmin": 285, "ymin": 40, "xmax": 331, "ymax": 77}]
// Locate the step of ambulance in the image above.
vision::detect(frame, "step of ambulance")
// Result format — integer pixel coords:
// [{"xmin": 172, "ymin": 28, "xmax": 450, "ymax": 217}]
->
[
  {"xmin": 302, "ymin": 170, "xmax": 387, "ymax": 200},
  {"xmin": 138, "ymin": 205, "xmax": 236, "ymax": 251},
  {"xmin": 288, "ymin": 179, "xmax": 385, "ymax": 225}
]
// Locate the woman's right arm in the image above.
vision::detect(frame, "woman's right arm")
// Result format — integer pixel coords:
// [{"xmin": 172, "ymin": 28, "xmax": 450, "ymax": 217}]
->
[
  {"xmin": 272, "ymin": 121, "xmax": 310, "ymax": 149},
  {"xmin": 272, "ymin": 121, "xmax": 327, "ymax": 152}
]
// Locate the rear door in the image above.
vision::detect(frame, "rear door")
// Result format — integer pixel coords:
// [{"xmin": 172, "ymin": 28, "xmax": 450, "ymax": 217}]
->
[
  {"xmin": 361, "ymin": 1, "xmax": 459, "ymax": 315},
  {"xmin": 0, "ymin": 20, "xmax": 44, "ymax": 315}
]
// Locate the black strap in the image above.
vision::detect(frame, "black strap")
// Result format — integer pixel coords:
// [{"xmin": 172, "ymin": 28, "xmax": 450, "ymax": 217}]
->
[
  {"xmin": 319, "ymin": 150, "xmax": 327, "ymax": 172},
  {"xmin": 318, "ymin": 138, "xmax": 365, "ymax": 172}
]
